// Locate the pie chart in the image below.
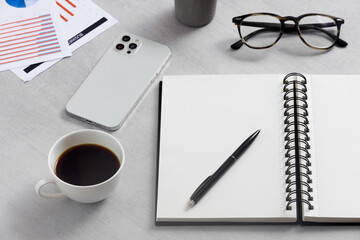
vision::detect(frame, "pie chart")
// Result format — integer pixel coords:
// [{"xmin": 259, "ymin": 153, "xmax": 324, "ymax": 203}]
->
[{"xmin": 6, "ymin": 0, "xmax": 39, "ymax": 8}]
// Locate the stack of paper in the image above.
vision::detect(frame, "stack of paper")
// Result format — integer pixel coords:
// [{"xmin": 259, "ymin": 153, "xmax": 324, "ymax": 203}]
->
[{"xmin": 0, "ymin": 0, "xmax": 117, "ymax": 81}]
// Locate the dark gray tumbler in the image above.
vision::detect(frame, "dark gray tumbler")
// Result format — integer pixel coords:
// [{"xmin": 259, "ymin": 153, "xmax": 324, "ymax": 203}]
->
[{"xmin": 174, "ymin": 0, "xmax": 217, "ymax": 27}]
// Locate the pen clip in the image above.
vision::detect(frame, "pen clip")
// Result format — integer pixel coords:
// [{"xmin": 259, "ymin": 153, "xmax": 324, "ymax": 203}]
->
[{"xmin": 190, "ymin": 175, "xmax": 212, "ymax": 199}]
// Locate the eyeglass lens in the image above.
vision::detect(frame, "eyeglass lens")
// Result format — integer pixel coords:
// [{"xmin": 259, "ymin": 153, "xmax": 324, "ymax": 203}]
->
[
  {"xmin": 298, "ymin": 15, "xmax": 337, "ymax": 48},
  {"xmin": 239, "ymin": 15, "xmax": 281, "ymax": 48}
]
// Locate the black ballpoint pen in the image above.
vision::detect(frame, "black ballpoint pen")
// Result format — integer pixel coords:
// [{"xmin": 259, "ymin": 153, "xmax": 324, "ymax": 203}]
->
[{"xmin": 187, "ymin": 129, "xmax": 261, "ymax": 208}]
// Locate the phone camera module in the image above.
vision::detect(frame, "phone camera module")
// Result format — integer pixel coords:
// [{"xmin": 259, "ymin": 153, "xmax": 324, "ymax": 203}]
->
[
  {"xmin": 116, "ymin": 43, "xmax": 125, "ymax": 50},
  {"xmin": 122, "ymin": 35, "xmax": 131, "ymax": 42},
  {"xmin": 129, "ymin": 43, "xmax": 137, "ymax": 49}
]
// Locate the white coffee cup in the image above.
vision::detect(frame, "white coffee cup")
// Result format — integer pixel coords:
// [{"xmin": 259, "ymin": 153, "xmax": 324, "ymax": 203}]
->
[{"xmin": 35, "ymin": 129, "xmax": 125, "ymax": 203}]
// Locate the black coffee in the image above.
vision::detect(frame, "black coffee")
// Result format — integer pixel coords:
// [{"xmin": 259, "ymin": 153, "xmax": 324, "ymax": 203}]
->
[{"xmin": 55, "ymin": 144, "xmax": 120, "ymax": 186}]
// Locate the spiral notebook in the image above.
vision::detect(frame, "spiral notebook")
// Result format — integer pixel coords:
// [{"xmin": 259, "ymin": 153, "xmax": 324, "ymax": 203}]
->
[{"xmin": 156, "ymin": 73, "xmax": 360, "ymax": 224}]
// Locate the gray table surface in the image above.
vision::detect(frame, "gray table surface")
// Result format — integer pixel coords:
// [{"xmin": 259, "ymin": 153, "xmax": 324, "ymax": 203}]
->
[{"xmin": 2, "ymin": 0, "xmax": 360, "ymax": 239}]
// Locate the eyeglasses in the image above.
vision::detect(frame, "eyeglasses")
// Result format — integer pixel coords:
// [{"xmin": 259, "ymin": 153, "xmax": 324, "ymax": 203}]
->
[{"xmin": 231, "ymin": 13, "xmax": 348, "ymax": 50}]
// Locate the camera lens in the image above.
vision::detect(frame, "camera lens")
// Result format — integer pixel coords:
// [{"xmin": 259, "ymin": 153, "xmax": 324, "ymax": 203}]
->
[
  {"xmin": 116, "ymin": 43, "xmax": 124, "ymax": 50},
  {"xmin": 129, "ymin": 43, "xmax": 137, "ymax": 49},
  {"xmin": 122, "ymin": 35, "xmax": 131, "ymax": 42}
]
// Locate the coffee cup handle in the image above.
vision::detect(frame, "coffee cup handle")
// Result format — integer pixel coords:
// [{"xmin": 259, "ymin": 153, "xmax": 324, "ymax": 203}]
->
[{"xmin": 35, "ymin": 179, "xmax": 67, "ymax": 199}]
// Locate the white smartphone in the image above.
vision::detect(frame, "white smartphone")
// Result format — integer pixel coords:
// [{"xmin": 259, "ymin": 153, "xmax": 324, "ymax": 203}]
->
[{"xmin": 66, "ymin": 33, "xmax": 171, "ymax": 131}]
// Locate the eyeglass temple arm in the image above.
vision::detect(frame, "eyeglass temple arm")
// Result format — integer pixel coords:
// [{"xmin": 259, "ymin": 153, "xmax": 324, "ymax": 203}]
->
[
  {"xmin": 231, "ymin": 28, "xmax": 271, "ymax": 49},
  {"xmin": 255, "ymin": 22, "xmax": 347, "ymax": 46},
  {"xmin": 231, "ymin": 21, "xmax": 347, "ymax": 50},
  {"xmin": 247, "ymin": 21, "xmax": 347, "ymax": 46}
]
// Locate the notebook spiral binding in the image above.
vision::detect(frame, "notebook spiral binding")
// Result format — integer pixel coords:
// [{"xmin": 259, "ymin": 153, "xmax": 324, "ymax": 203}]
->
[{"xmin": 283, "ymin": 73, "xmax": 314, "ymax": 211}]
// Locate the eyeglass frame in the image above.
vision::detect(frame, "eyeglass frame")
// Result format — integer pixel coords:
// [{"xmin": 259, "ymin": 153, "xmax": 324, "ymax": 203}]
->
[{"xmin": 231, "ymin": 13, "xmax": 348, "ymax": 50}]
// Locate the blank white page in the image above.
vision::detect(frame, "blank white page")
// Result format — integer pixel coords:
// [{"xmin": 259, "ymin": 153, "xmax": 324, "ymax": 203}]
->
[
  {"xmin": 156, "ymin": 75, "xmax": 296, "ymax": 223},
  {"xmin": 304, "ymin": 75, "xmax": 360, "ymax": 222}
]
